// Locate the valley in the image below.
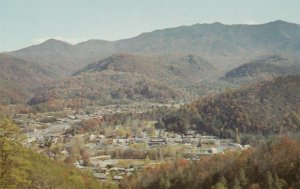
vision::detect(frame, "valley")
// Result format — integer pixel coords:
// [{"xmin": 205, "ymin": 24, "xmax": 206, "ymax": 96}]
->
[
  {"xmin": 1, "ymin": 19, "xmax": 300, "ymax": 189},
  {"xmin": 14, "ymin": 101, "xmax": 250, "ymax": 184}
]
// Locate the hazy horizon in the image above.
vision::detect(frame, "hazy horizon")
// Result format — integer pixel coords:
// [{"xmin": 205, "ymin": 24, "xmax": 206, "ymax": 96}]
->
[{"xmin": 1, "ymin": 0, "xmax": 300, "ymax": 51}]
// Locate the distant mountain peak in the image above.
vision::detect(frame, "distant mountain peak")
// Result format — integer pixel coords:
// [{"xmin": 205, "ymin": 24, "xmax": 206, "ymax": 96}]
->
[
  {"xmin": 269, "ymin": 20, "xmax": 290, "ymax": 24},
  {"xmin": 14, "ymin": 38, "xmax": 74, "ymax": 55},
  {"xmin": 265, "ymin": 20, "xmax": 299, "ymax": 27},
  {"xmin": 40, "ymin": 39, "xmax": 73, "ymax": 47},
  {"xmin": 75, "ymin": 39, "xmax": 112, "ymax": 46},
  {"xmin": 211, "ymin": 22, "xmax": 224, "ymax": 25},
  {"xmin": 43, "ymin": 38, "xmax": 67, "ymax": 43}
]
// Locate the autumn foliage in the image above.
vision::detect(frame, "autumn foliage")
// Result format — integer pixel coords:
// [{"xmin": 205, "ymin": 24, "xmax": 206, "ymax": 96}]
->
[{"xmin": 121, "ymin": 137, "xmax": 300, "ymax": 189}]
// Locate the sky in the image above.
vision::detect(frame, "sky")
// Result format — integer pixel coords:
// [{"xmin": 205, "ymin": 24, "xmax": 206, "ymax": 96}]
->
[{"xmin": 1, "ymin": 0, "xmax": 300, "ymax": 52}]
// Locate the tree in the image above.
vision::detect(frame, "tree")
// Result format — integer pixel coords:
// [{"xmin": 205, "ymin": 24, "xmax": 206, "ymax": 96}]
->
[
  {"xmin": 213, "ymin": 182, "xmax": 227, "ymax": 189},
  {"xmin": 233, "ymin": 177, "xmax": 241, "ymax": 189},
  {"xmin": 80, "ymin": 148, "xmax": 90, "ymax": 166},
  {"xmin": 118, "ymin": 127, "xmax": 126, "ymax": 138},
  {"xmin": 238, "ymin": 168, "xmax": 248, "ymax": 187},
  {"xmin": 212, "ymin": 176, "xmax": 228, "ymax": 189},
  {"xmin": 266, "ymin": 171, "xmax": 274, "ymax": 189},
  {"xmin": 273, "ymin": 173, "xmax": 284, "ymax": 189},
  {"xmin": 0, "ymin": 119, "xmax": 30, "ymax": 188},
  {"xmin": 64, "ymin": 156, "xmax": 75, "ymax": 166},
  {"xmin": 145, "ymin": 155, "xmax": 150, "ymax": 164},
  {"xmin": 219, "ymin": 176, "xmax": 228, "ymax": 187},
  {"xmin": 235, "ymin": 128, "xmax": 240, "ymax": 144},
  {"xmin": 185, "ymin": 170, "xmax": 193, "ymax": 189},
  {"xmin": 249, "ymin": 183, "xmax": 261, "ymax": 189},
  {"xmin": 159, "ymin": 174, "xmax": 171, "ymax": 189}
]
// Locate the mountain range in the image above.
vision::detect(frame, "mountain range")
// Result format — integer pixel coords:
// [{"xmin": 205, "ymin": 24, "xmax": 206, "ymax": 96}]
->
[
  {"xmin": 28, "ymin": 53, "xmax": 218, "ymax": 110},
  {"xmin": 1, "ymin": 20, "xmax": 300, "ymax": 106},
  {"xmin": 9, "ymin": 20, "xmax": 300, "ymax": 75}
]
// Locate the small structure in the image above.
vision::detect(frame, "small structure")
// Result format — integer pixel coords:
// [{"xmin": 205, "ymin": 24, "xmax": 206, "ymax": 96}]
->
[
  {"xmin": 110, "ymin": 167, "xmax": 127, "ymax": 174},
  {"xmin": 74, "ymin": 162, "xmax": 84, "ymax": 169},
  {"xmin": 93, "ymin": 173, "xmax": 107, "ymax": 180},
  {"xmin": 208, "ymin": 147, "xmax": 218, "ymax": 154},
  {"xmin": 185, "ymin": 130, "xmax": 195, "ymax": 138},
  {"xmin": 126, "ymin": 168, "xmax": 135, "ymax": 173},
  {"xmin": 90, "ymin": 155, "xmax": 111, "ymax": 161},
  {"xmin": 149, "ymin": 138, "xmax": 166, "ymax": 146},
  {"xmin": 113, "ymin": 176, "xmax": 123, "ymax": 181},
  {"xmin": 89, "ymin": 134, "xmax": 96, "ymax": 142},
  {"xmin": 61, "ymin": 150, "xmax": 68, "ymax": 155}
]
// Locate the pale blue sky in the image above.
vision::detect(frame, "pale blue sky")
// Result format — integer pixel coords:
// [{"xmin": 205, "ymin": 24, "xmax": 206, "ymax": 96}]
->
[{"xmin": 1, "ymin": 0, "xmax": 300, "ymax": 51}]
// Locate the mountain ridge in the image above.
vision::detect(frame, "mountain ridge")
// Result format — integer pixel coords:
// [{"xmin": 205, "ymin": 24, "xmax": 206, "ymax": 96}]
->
[
  {"xmin": 0, "ymin": 54, "xmax": 54, "ymax": 104},
  {"xmin": 221, "ymin": 54, "xmax": 300, "ymax": 84},
  {"xmin": 156, "ymin": 75, "xmax": 300, "ymax": 139},
  {"xmin": 27, "ymin": 53, "xmax": 220, "ymax": 110},
  {"xmin": 7, "ymin": 20, "xmax": 300, "ymax": 76}
]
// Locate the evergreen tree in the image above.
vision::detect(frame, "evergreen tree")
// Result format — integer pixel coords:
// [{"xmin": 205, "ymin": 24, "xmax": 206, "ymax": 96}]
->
[
  {"xmin": 273, "ymin": 173, "xmax": 283, "ymax": 189},
  {"xmin": 219, "ymin": 176, "xmax": 228, "ymax": 187},
  {"xmin": 0, "ymin": 119, "xmax": 30, "ymax": 188},
  {"xmin": 213, "ymin": 182, "xmax": 227, "ymax": 189},
  {"xmin": 266, "ymin": 171, "xmax": 274, "ymax": 189},
  {"xmin": 233, "ymin": 177, "xmax": 241, "ymax": 189},
  {"xmin": 238, "ymin": 168, "xmax": 248, "ymax": 187},
  {"xmin": 145, "ymin": 155, "xmax": 150, "ymax": 164},
  {"xmin": 185, "ymin": 170, "xmax": 193, "ymax": 189},
  {"xmin": 235, "ymin": 128, "xmax": 240, "ymax": 144},
  {"xmin": 159, "ymin": 174, "xmax": 171, "ymax": 189}
]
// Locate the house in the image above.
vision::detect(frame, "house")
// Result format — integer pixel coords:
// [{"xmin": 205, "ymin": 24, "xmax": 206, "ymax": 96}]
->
[
  {"xmin": 98, "ymin": 135, "xmax": 105, "ymax": 139},
  {"xmin": 174, "ymin": 138, "xmax": 183, "ymax": 143},
  {"xmin": 117, "ymin": 139, "xmax": 129, "ymax": 145},
  {"xmin": 26, "ymin": 137, "xmax": 36, "ymax": 144},
  {"xmin": 126, "ymin": 168, "xmax": 135, "ymax": 173},
  {"xmin": 113, "ymin": 176, "xmax": 123, "ymax": 181},
  {"xmin": 133, "ymin": 138, "xmax": 148, "ymax": 144},
  {"xmin": 98, "ymin": 167, "xmax": 107, "ymax": 173},
  {"xmin": 207, "ymin": 147, "xmax": 218, "ymax": 154},
  {"xmin": 149, "ymin": 138, "xmax": 166, "ymax": 146},
  {"xmin": 182, "ymin": 138, "xmax": 192, "ymax": 144},
  {"xmin": 185, "ymin": 130, "xmax": 195, "ymax": 138},
  {"xmin": 68, "ymin": 115, "xmax": 76, "ymax": 120},
  {"xmin": 74, "ymin": 162, "xmax": 84, "ymax": 169},
  {"xmin": 61, "ymin": 150, "xmax": 68, "ymax": 155},
  {"xmin": 90, "ymin": 155, "xmax": 111, "ymax": 161},
  {"xmin": 93, "ymin": 173, "xmax": 107, "ymax": 180},
  {"xmin": 89, "ymin": 134, "xmax": 96, "ymax": 142},
  {"xmin": 110, "ymin": 167, "xmax": 127, "ymax": 174}
]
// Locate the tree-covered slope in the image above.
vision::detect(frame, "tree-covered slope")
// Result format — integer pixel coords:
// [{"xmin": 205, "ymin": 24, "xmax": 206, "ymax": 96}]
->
[
  {"xmin": 157, "ymin": 76, "xmax": 300, "ymax": 140},
  {"xmin": 28, "ymin": 53, "xmax": 220, "ymax": 110},
  {"xmin": 0, "ymin": 54, "xmax": 54, "ymax": 104},
  {"xmin": 0, "ymin": 119, "xmax": 116, "ymax": 189},
  {"xmin": 222, "ymin": 55, "xmax": 300, "ymax": 84},
  {"xmin": 122, "ymin": 137, "xmax": 300, "ymax": 189}
]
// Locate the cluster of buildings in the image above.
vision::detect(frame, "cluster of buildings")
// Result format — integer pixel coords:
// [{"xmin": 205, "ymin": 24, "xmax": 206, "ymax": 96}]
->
[{"xmin": 15, "ymin": 106, "xmax": 251, "ymax": 183}]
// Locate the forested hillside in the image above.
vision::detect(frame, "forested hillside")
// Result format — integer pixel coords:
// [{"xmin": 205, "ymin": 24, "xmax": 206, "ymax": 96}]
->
[
  {"xmin": 222, "ymin": 55, "xmax": 300, "ymax": 84},
  {"xmin": 0, "ymin": 118, "xmax": 116, "ymax": 189},
  {"xmin": 3, "ymin": 21, "xmax": 300, "ymax": 107},
  {"xmin": 28, "ymin": 53, "xmax": 222, "ymax": 110},
  {"xmin": 157, "ymin": 76, "xmax": 300, "ymax": 141},
  {"xmin": 28, "ymin": 71, "xmax": 186, "ymax": 111},
  {"xmin": 121, "ymin": 137, "xmax": 300, "ymax": 189},
  {"xmin": 0, "ymin": 54, "xmax": 54, "ymax": 104}
]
